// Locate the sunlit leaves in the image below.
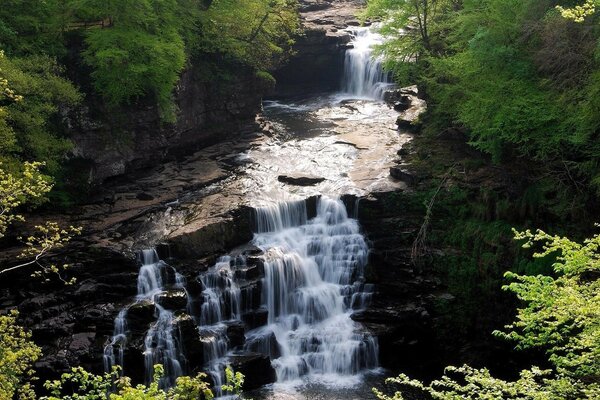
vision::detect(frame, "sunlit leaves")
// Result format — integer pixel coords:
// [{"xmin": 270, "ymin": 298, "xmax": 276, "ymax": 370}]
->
[
  {"xmin": 0, "ymin": 311, "xmax": 42, "ymax": 400},
  {"xmin": 557, "ymin": 0, "xmax": 597, "ymax": 22},
  {"xmin": 374, "ymin": 229, "xmax": 600, "ymax": 399}
]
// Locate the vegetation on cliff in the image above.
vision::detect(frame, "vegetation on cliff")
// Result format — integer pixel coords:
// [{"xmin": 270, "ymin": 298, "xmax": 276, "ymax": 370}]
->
[
  {"xmin": 375, "ymin": 229, "xmax": 600, "ymax": 399},
  {"xmin": 367, "ymin": 0, "xmax": 600, "ymax": 397},
  {"xmin": 366, "ymin": 0, "xmax": 600, "ymax": 196},
  {"xmin": 0, "ymin": 0, "xmax": 300, "ymax": 196}
]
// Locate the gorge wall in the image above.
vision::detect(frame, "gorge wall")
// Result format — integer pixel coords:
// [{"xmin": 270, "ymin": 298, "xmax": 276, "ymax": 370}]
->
[{"xmin": 67, "ymin": 62, "xmax": 267, "ymax": 185}]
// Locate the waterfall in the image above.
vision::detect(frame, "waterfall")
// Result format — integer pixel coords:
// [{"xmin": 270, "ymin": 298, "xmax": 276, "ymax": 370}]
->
[
  {"xmin": 247, "ymin": 197, "xmax": 378, "ymax": 383},
  {"xmin": 341, "ymin": 26, "xmax": 393, "ymax": 100},
  {"xmin": 104, "ymin": 198, "xmax": 378, "ymax": 390},
  {"xmin": 104, "ymin": 249, "xmax": 185, "ymax": 387}
]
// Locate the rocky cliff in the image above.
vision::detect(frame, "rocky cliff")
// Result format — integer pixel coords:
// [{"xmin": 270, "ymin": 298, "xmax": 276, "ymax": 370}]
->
[
  {"xmin": 272, "ymin": 0, "xmax": 363, "ymax": 96},
  {"xmin": 68, "ymin": 62, "xmax": 267, "ymax": 185}
]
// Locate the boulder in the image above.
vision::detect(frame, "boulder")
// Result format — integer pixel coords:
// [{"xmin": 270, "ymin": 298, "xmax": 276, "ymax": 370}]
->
[
  {"xmin": 241, "ymin": 308, "xmax": 269, "ymax": 330},
  {"xmin": 277, "ymin": 174, "xmax": 326, "ymax": 186},
  {"xmin": 225, "ymin": 321, "xmax": 246, "ymax": 349},
  {"xmin": 245, "ymin": 331, "xmax": 282, "ymax": 359},
  {"xmin": 228, "ymin": 352, "xmax": 277, "ymax": 390},
  {"xmin": 127, "ymin": 300, "xmax": 156, "ymax": 336},
  {"xmin": 393, "ymin": 95, "xmax": 413, "ymax": 112},
  {"xmin": 173, "ymin": 314, "xmax": 204, "ymax": 369},
  {"xmin": 390, "ymin": 166, "xmax": 419, "ymax": 186},
  {"xmin": 396, "ymin": 116, "xmax": 418, "ymax": 132},
  {"xmin": 154, "ymin": 288, "xmax": 188, "ymax": 310}
]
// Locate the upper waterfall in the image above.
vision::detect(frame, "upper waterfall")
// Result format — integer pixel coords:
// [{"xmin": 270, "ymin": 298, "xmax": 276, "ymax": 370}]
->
[{"xmin": 341, "ymin": 26, "xmax": 393, "ymax": 100}]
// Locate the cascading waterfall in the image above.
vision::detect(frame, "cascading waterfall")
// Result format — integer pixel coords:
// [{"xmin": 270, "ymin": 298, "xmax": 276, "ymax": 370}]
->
[
  {"xmin": 104, "ymin": 198, "xmax": 377, "ymax": 391},
  {"xmin": 341, "ymin": 26, "xmax": 393, "ymax": 100},
  {"xmin": 246, "ymin": 197, "xmax": 378, "ymax": 383},
  {"xmin": 104, "ymin": 249, "xmax": 186, "ymax": 387}
]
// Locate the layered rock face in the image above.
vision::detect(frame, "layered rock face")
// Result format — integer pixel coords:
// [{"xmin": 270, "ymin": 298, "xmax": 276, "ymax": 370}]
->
[
  {"xmin": 69, "ymin": 64, "xmax": 267, "ymax": 184},
  {"xmin": 272, "ymin": 0, "xmax": 364, "ymax": 96}
]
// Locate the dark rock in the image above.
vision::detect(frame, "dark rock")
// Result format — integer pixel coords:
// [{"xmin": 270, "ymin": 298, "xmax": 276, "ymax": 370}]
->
[
  {"xmin": 241, "ymin": 308, "xmax": 269, "ymax": 330},
  {"xmin": 154, "ymin": 288, "xmax": 188, "ymax": 310},
  {"xmin": 173, "ymin": 314, "xmax": 204, "ymax": 369},
  {"xmin": 245, "ymin": 331, "xmax": 282, "ymax": 359},
  {"xmin": 393, "ymin": 95, "xmax": 413, "ymax": 112},
  {"xmin": 396, "ymin": 116, "xmax": 417, "ymax": 132},
  {"xmin": 168, "ymin": 206, "xmax": 254, "ymax": 260},
  {"xmin": 127, "ymin": 300, "xmax": 156, "ymax": 336},
  {"xmin": 397, "ymin": 147, "xmax": 410, "ymax": 157},
  {"xmin": 390, "ymin": 166, "xmax": 419, "ymax": 186},
  {"xmin": 228, "ymin": 352, "xmax": 277, "ymax": 390},
  {"xmin": 136, "ymin": 192, "xmax": 154, "ymax": 201},
  {"xmin": 277, "ymin": 174, "xmax": 326, "ymax": 186},
  {"xmin": 225, "ymin": 321, "xmax": 246, "ymax": 349},
  {"xmin": 239, "ymin": 280, "xmax": 263, "ymax": 311}
]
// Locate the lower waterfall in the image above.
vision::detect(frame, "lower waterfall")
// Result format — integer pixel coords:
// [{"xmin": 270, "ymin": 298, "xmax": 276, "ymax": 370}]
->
[
  {"xmin": 104, "ymin": 197, "xmax": 378, "ymax": 390},
  {"xmin": 248, "ymin": 198, "xmax": 378, "ymax": 382}
]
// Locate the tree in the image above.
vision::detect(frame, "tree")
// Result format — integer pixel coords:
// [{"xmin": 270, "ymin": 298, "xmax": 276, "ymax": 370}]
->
[
  {"xmin": 0, "ymin": 60, "xmax": 80, "ymax": 283},
  {"xmin": 373, "ymin": 228, "xmax": 600, "ymax": 399},
  {"xmin": 0, "ymin": 311, "xmax": 42, "ymax": 400},
  {"xmin": 0, "ymin": 50, "xmax": 81, "ymax": 175},
  {"xmin": 41, "ymin": 365, "xmax": 245, "ymax": 399},
  {"xmin": 557, "ymin": 0, "xmax": 597, "ymax": 22},
  {"xmin": 195, "ymin": 0, "xmax": 300, "ymax": 74}
]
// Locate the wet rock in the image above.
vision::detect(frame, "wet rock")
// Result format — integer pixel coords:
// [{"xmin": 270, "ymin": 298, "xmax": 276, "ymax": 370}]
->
[
  {"xmin": 136, "ymin": 192, "xmax": 154, "ymax": 201},
  {"xmin": 396, "ymin": 116, "xmax": 418, "ymax": 132},
  {"xmin": 228, "ymin": 352, "xmax": 277, "ymax": 390},
  {"xmin": 397, "ymin": 147, "xmax": 410, "ymax": 157},
  {"xmin": 241, "ymin": 308, "xmax": 269, "ymax": 330},
  {"xmin": 167, "ymin": 206, "xmax": 253, "ymax": 260},
  {"xmin": 245, "ymin": 331, "xmax": 282, "ymax": 359},
  {"xmin": 234, "ymin": 261, "xmax": 264, "ymax": 281},
  {"xmin": 173, "ymin": 314, "xmax": 204, "ymax": 368},
  {"xmin": 390, "ymin": 166, "xmax": 419, "ymax": 186},
  {"xmin": 225, "ymin": 321, "xmax": 246, "ymax": 349},
  {"xmin": 278, "ymin": 174, "xmax": 326, "ymax": 186},
  {"xmin": 393, "ymin": 95, "xmax": 413, "ymax": 112},
  {"xmin": 239, "ymin": 280, "xmax": 263, "ymax": 310},
  {"xmin": 154, "ymin": 288, "xmax": 188, "ymax": 310},
  {"xmin": 127, "ymin": 300, "xmax": 156, "ymax": 335}
]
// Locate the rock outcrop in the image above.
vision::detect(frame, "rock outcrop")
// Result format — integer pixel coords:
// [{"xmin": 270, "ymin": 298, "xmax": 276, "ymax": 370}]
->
[
  {"xmin": 69, "ymin": 63, "xmax": 268, "ymax": 184},
  {"xmin": 272, "ymin": 0, "xmax": 364, "ymax": 96}
]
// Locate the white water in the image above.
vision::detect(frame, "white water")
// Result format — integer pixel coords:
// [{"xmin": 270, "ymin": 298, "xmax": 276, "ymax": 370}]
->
[
  {"xmin": 246, "ymin": 198, "xmax": 378, "ymax": 386},
  {"xmin": 102, "ymin": 24, "xmax": 391, "ymax": 394},
  {"xmin": 104, "ymin": 249, "xmax": 186, "ymax": 387},
  {"xmin": 342, "ymin": 26, "xmax": 393, "ymax": 100}
]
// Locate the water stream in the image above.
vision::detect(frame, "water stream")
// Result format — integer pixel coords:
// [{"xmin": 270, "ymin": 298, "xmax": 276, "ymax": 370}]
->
[
  {"xmin": 342, "ymin": 26, "xmax": 393, "ymax": 100},
  {"xmin": 104, "ymin": 24, "xmax": 395, "ymax": 397}
]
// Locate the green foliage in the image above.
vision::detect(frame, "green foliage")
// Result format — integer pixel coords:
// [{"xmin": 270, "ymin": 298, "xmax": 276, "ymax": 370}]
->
[
  {"xmin": 195, "ymin": 0, "xmax": 300, "ymax": 71},
  {"xmin": 79, "ymin": 0, "xmax": 186, "ymax": 120},
  {"xmin": 0, "ymin": 161, "xmax": 52, "ymax": 238},
  {"xmin": 369, "ymin": 0, "xmax": 600, "ymax": 196},
  {"xmin": 1, "ymin": 0, "xmax": 299, "ymax": 122},
  {"xmin": 374, "ymin": 229, "xmax": 600, "ymax": 399},
  {"xmin": 42, "ymin": 364, "xmax": 250, "ymax": 399},
  {"xmin": 221, "ymin": 366, "xmax": 244, "ymax": 397},
  {"xmin": 0, "ymin": 310, "xmax": 42, "ymax": 400},
  {"xmin": 0, "ymin": 0, "xmax": 68, "ymax": 57},
  {"xmin": 0, "ymin": 50, "xmax": 81, "ymax": 174},
  {"xmin": 499, "ymin": 229, "xmax": 600, "ymax": 378}
]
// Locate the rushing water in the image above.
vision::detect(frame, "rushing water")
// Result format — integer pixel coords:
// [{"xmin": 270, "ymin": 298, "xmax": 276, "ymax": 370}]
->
[
  {"xmin": 104, "ymin": 249, "xmax": 186, "ymax": 387},
  {"xmin": 342, "ymin": 26, "xmax": 393, "ymax": 99},
  {"xmin": 248, "ymin": 198, "xmax": 378, "ymax": 384},
  {"xmin": 104, "ymin": 24, "xmax": 395, "ymax": 397}
]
